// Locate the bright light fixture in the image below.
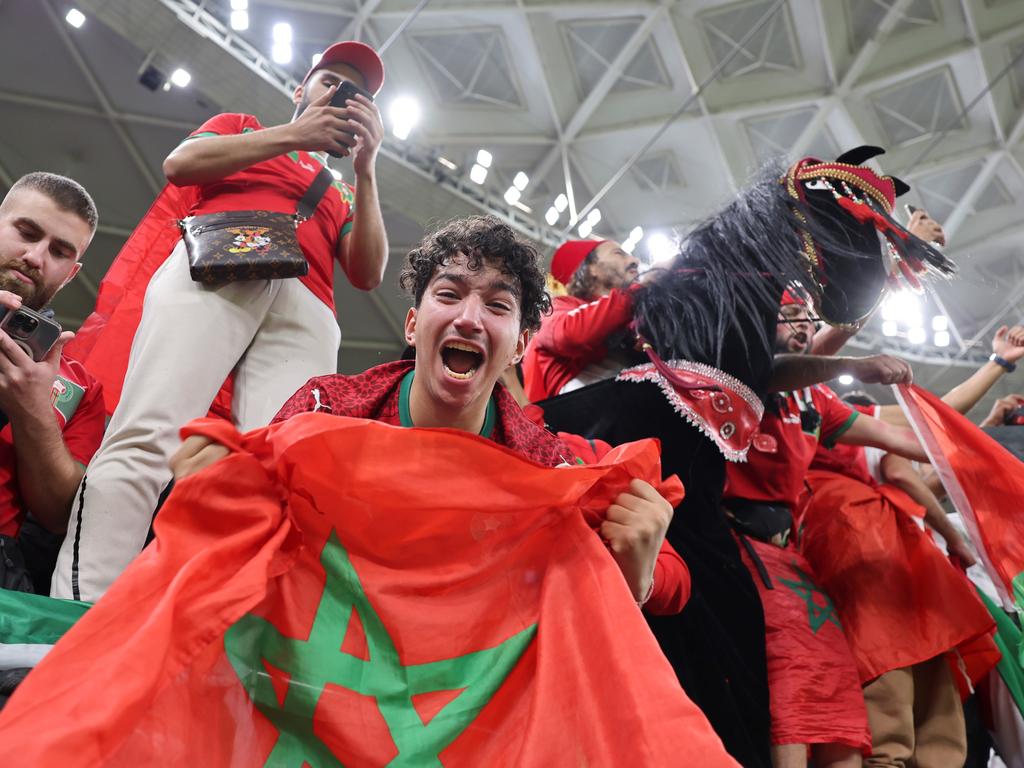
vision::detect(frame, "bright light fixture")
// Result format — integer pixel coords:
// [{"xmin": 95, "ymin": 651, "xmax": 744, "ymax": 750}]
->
[
  {"xmin": 476, "ymin": 149, "xmax": 492, "ymax": 169},
  {"xmin": 170, "ymin": 68, "xmax": 192, "ymax": 88},
  {"xmin": 272, "ymin": 43, "xmax": 292, "ymax": 64},
  {"xmin": 545, "ymin": 206, "xmax": 559, "ymax": 226},
  {"xmin": 230, "ymin": 10, "xmax": 249, "ymax": 30},
  {"xmin": 389, "ymin": 96, "xmax": 421, "ymax": 141},
  {"xmin": 881, "ymin": 292, "xmax": 922, "ymax": 328},
  {"xmin": 629, "ymin": 226, "xmax": 643, "ymax": 242},
  {"xmin": 329, "ymin": 168, "xmax": 342, "ymax": 181},
  {"xmin": 272, "ymin": 22, "xmax": 293, "ymax": 43},
  {"xmin": 586, "ymin": 208, "xmax": 601, "ymax": 225},
  {"xmin": 310, "ymin": 52, "xmax": 322, "ymax": 67},
  {"xmin": 622, "ymin": 240, "xmax": 636, "ymax": 254},
  {"xmin": 881, "ymin": 320, "xmax": 898, "ymax": 337},
  {"xmin": 513, "ymin": 172, "xmax": 529, "ymax": 191},
  {"xmin": 838, "ymin": 375, "xmax": 854, "ymax": 386},
  {"xmin": 934, "ymin": 330, "xmax": 950, "ymax": 347},
  {"xmin": 230, "ymin": 0, "xmax": 248, "ymax": 9},
  {"xmin": 553, "ymin": 193, "xmax": 568, "ymax": 213},
  {"xmin": 646, "ymin": 232, "xmax": 676, "ymax": 263},
  {"xmin": 437, "ymin": 157, "xmax": 457, "ymax": 171},
  {"xmin": 932, "ymin": 315, "xmax": 948, "ymax": 331},
  {"xmin": 65, "ymin": 8, "xmax": 85, "ymax": 27},
  {"xmin": 504, "ymin": 187, "xmax": 521, "ymax": 205},
  {"xmin": 907, "ymin": 326, "xmax": 926, "ymax": 345},
  {"xmin": 469, "ymin": 164, "xmax": 488, "ymax": 185},
  {"xmin": 578, "ymin": 221, "xmax": 594, "ymax": 238}
]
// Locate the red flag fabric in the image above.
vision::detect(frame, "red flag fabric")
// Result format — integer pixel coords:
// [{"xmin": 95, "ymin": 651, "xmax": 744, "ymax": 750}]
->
[
  {"xmin": 65, "ymin": 185, "xmax": 196, "ymax": 415},
  {"xmin": 797, "ymin": 471, "xmax": 997, "ymax": 686},
  {"xmin": 0, "ymin": 414, "xmax": 734, "ymax": 766},
  {"xmin": 734, "ymin": 534, "xmax": 871, "ymax": 751},
  {"xmin": 895, "ymin": 384, "xmax": 1024, "ymax": 614}
]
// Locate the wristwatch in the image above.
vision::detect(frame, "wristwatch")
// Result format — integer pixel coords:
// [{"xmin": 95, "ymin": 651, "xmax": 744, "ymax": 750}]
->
[{"xmin": 990, "ymin": 353, "xmax": 1017, "ymax": 373}]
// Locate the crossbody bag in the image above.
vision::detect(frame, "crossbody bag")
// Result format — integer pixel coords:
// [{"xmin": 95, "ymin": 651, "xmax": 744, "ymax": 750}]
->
[{"xmin": 179, "ymin": 165, "xmax": 334, "ymax": 285}]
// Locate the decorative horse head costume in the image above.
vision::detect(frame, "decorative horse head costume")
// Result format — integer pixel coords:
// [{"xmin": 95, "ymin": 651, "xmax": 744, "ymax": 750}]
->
[{"xmin": 536, "ymin": 146, "xmax": 955, "ymax": 768}]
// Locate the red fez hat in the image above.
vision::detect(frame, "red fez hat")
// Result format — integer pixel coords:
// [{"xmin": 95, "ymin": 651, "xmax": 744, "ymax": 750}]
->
[
  {"xmin": 303, "ymin": 41, "xmax": 385, "ymax": 96},
  {"xmin": 550, "ymin": 240, "xmax": 604, "ymax": 286}
]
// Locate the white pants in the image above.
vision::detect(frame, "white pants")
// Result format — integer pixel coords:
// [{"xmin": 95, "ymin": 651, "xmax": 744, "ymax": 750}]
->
[{"xmin": 51, "ymin": 241, "xmax": 340, "ymax": 601}]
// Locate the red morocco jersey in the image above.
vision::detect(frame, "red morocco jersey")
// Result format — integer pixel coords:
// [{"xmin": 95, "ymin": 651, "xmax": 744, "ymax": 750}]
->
[
  {"xmin": 0, "ymin": 356, "xmax": 105, "ymax": 536},
  {"xmin": 184, "ymin": 113, "xmax": 356, "ymax": 311},
  {"xmin": 725, "ymin": 385, "xmax": 857, "ymax": 507}
]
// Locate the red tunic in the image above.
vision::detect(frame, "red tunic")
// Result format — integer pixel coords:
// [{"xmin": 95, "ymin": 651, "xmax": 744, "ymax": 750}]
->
[
  {"xmin": 522, "ymin": 290, "xmax": 634, "ymax": 402},
  {"xmin": 0, "ymin": 356, "xmax": 105, "ymax": 536},
  {"xmin": 724, "ymin": 386, "xmax": 869, "ymax": 750},
  {"xmin": 798, "ymin": 420, "xmax": 998, "ymax": 687}
]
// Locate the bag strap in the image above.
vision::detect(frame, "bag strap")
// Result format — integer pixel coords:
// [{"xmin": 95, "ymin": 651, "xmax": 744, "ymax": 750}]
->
[{"xmin": 296, "ymin": 165, "xmax": 335, "ymax": 221}]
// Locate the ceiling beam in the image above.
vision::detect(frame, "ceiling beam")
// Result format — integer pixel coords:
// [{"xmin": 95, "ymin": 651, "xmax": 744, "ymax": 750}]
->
[
  {"xmin": 790, "ymin": 0, "xmax": 914, "ymax": 158},
  {"xmin": 661, "ymin": 5, "xmax": 737, "ymax": 191},
  {"xmin": 368, "ymin": 0, "xmax": 657, "ymax": 16},
  {"xmin": 942, "ymin": 108, "xmax": 1024, "ymax": 241},
  {"xmin": 526, "ymin": 0, "xmax": 678, "ymax": 193},
  {"xmin": 0, "ymin": 89, "xmax": 197, "ymax": 132},
  {"xmin": 42, "ymin": 0, "xmax": 162, "ymax": 196}
]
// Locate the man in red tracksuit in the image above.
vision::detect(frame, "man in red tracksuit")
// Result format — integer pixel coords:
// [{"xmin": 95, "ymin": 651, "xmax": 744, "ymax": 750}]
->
[{"xmin": 522, "ymin": 239, "xmax": 639, "ymax": 401}]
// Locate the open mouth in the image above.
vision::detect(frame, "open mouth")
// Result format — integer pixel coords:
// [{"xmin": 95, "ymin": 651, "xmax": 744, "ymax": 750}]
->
[
  {"xmin": 441, "ymin": 340, "xmax": 484, "ymax": 381},
  {"xmin": 790, "ymin": 332, "xmax": 808, "ymax": 350}
]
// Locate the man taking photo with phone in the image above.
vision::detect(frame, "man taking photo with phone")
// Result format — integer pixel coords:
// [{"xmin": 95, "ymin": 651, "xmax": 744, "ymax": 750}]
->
[
  {"xmin": 0, "ymin": 173, "xmax": 105, "ymax": 592},
  {"xmin": 51, "ymin": 42, "xmax": 389, "ymax": 602}
]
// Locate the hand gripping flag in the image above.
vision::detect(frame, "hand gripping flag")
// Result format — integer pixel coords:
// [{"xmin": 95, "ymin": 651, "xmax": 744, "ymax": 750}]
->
[{"xmin": 0, "ymin": 414, "xmax": 736, "ymax": 767}]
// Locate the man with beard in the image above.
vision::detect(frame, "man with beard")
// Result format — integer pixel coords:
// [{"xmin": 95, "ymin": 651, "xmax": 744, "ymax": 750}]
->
[
  {"xmin": 51, "ymin": 42, "xmax": 389, "ymax": 602},
  {"xmin": 0, "ymin": 173, "xmax": 104, "ymax": 583},
  {"xmin": 522, "ymin": 239, "xmax": 640, "ymax": 401},
  {"xmin": 721, "ymin": 292, "xmax": 936, "ymax": 768}
]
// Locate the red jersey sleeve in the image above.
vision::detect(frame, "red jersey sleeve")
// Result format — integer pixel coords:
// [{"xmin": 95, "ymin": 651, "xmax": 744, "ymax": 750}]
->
[
  {"xmin": 536, "ymin": 289, "xmax": 634, "ymax": 359},
  {"xmin": 814, "ymin": 385, "xmax": 859, "ymax": 448},
  {"xmin": 60, "ymin": 366, "xmax": 105, "ymax": 467},
  {"xmin": 645, "ymin": 537, "xmax": 691, "ymax": 616},
  {"xmin": 185, "ymin": 113, "xmax": 254, "ymax": 141}
]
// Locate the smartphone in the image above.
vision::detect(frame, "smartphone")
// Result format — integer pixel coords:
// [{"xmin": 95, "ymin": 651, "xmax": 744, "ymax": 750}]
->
[
  {"xmin": 0, "ymin": 306, "xmax": 62, "ymax": 361},
  {"xmin": 328, "ymin": 81, "xmax": 375, "ymax": 159}
]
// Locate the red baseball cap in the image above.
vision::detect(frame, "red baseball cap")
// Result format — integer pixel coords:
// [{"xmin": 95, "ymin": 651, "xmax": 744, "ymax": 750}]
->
[
  {"xmin": 550, "ymin": 240, "xmax": 604, "ymax": 286},
  {"xmin": 303, "ymin": 41, "xmax": 385, "ymax": 96}
]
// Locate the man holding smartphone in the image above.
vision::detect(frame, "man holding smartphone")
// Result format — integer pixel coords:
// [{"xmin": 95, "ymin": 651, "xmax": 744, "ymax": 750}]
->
[
  {"xmin": 51, "ymin": 42, "xmax": 389, "ymax": 602},
  {"xmin": 0, "ymin": 173, "xmax": 105, "ymax": 590}
]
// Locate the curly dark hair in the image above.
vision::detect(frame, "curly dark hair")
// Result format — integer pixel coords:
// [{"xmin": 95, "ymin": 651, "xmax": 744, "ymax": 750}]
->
[
  {"xmin": 399, "ymin": 215, "xmax": 551, "ymax": 332},
  {"xmin": 565, "ymin": 250, "xmax": 601, "ymax": 299}
]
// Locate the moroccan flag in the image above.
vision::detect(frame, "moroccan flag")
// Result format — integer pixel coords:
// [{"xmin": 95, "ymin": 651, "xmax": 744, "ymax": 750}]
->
[
  {"xmin": 0, "ymin": 415, "xmax": 735, "ymax": 766},
  {"xmin": 895, "ymin": 383, "xmax": 1024, "ymax": 614}
]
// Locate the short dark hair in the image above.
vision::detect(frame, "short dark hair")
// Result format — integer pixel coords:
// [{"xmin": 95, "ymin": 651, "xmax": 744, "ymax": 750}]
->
[
  {"xmin": 8, "ymin": 172, "xmax": 98, "ymax": 232},
  {"xmin": 399, "ymin": 215, "xmax": 550, "ymax": 332}
]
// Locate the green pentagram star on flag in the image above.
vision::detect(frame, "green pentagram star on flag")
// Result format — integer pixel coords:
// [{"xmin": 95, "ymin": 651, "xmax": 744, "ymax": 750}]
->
[{"xmin": 225, "ymin": 531, "xmax": 536, "ymax": 766}]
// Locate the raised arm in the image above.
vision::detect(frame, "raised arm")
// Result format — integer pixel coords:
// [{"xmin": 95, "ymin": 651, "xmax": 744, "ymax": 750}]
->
[
  {"xmin": 879, "ymin": 454, "xmax": 975, "ymax": 566},
  {"xmin": 836, "ymin": 412, "xmax": 929, "ymax": 463},
  {"xmin": 769, "ymin": 353, "xmax": 913, "ymax": 392},
  {"xmin": 163, "ymin": 87, "xmax": 354, "ymax": 186}
]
